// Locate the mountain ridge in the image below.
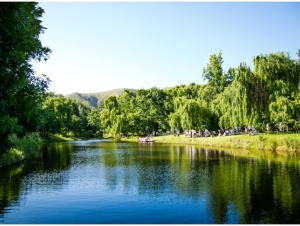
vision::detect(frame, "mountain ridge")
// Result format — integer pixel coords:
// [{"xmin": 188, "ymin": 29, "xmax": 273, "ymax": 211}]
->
[{"xmin": 65, "ymin": 88, "xmax": 136, "ymax": 108}]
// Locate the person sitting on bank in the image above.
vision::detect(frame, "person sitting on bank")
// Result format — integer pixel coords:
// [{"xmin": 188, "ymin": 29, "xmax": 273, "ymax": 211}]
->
[{"xmin": 218, "ymin": 129, "xmax": 222, "ymax": 137}]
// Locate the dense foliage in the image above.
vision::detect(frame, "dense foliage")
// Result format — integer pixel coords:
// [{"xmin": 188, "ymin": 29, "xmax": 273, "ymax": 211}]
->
[
  {"xmin": 5, "ymin": 49, "xmax": 300, "ymax": 144},
  {"xmin": 0, "ymin": 3, "xmax": 98, "ymax": 159},
  {"xmin": 0, "ymin": 2, "xmax": 51, "ymax": 155},
  {"xmin": 99, "ymin": 51, "xmax": 300, "ymax": 137},
  {"xmin": 1, "ymin": 3, "xmax": 300, "ymax": 162},
  {"xmin": 40, "ymin": 93, "xmax": 97, "ymax": 138}
]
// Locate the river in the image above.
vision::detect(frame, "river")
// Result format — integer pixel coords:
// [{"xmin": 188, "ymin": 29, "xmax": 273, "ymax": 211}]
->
[{"xmin": 0, "ymin": 139, "xmax": 300, "ymax": 223}]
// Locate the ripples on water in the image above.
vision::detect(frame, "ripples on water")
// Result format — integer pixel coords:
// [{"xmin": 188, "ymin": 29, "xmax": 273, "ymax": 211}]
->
[{"xmin": 1, "ymin": 140, "xmax": 300, "ymax": 223}]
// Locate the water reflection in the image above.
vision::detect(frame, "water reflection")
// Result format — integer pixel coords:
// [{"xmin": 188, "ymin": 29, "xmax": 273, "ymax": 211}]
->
[{"xmin": 0, "ymin": 140, "xmax": 300, "ymax": 223}]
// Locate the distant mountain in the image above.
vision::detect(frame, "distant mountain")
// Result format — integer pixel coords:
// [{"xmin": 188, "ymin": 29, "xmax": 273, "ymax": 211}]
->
[{"xmin": 65, "ymin": 88, "xmax": 136, "ymax": 108}]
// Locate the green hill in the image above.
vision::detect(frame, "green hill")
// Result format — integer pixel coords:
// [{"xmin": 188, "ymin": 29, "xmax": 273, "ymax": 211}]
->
[{"xmin": 65, "ymin": 88, "xmax": 136, "ymax": 108}]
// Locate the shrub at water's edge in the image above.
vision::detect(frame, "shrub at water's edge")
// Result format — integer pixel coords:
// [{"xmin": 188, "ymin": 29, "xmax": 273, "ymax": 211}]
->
[
  {"xmin": 0, "ymin": 133, "xmax": 41, "ymax": 167},
  {"xmin": 0, "ymin": 133, "xmax": 75, "ymax": 168},
  {"xmin": 8, "ymin": 133, "xmax": 40, "ymax": 153},
  {"xmin": 121, "ymin": 133, "xmax": 300, "ymax": 153},
  {"xmin": 0, "ymin": 131, "xmax": 93, "ymax": 167},
  {"xmin": 46, "ymin": 134, "xmax": 75, "ymax": 142},
  {"xmin": 0, "ymin": 148, "xmax": 24, "ymax": 167}
]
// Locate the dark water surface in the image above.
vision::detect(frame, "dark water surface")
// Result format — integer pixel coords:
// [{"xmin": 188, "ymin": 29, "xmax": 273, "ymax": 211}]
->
[{"xmin": 1, "ymin": 139, "xmax": 300, "ymax": 224}]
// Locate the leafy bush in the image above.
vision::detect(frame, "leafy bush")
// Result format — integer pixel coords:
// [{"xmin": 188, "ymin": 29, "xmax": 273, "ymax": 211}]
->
[
  {"xmin": 64, "ymin": 131, "xmax": 75, "ymax": 139},
  {"xmin": 0, "ymin": 148, "xmax": 24, "ymax": 166},
  {"xmin": 8, "ymin": 133, "xmax": 40, "ymax": 155}
]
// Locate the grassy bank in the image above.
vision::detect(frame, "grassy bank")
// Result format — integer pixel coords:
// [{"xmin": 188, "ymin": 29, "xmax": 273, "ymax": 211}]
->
[
  {"xmin": 122, "ymin": 133, "xmax": 300, "ymax": 153},
  {"xmin": 0, "ymin": 132, "xmax": 101, "ymax": 168},
  {"xmin": 44, "ymin": 134, "xmax": 77, "ymax": 143}
]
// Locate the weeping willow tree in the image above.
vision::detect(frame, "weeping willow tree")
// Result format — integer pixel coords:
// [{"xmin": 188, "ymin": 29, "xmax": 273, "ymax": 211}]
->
[
  {"xmin": 115, "ymin": 89, "xmax": 143, "ymax": 136},
  {"xmin": 213, "ymin": 62, "xmax": 258, "ymax": 129},
  {"xmin": 269, "ymin": 97, "xmax": 295, "ymax": 130},
  {"xmin": 213, "ymin": 51, "xmax": 300, "ymax": 131},
  {"xmin": 168, "ymin": 97, "xmax": 211, "ymax": 130},
  {"xmin": 253, "ymin": 51, "xmax": 300, "ymax": 130},
  {"xmin": 100, "ymin": 95, "xmax": 123, "ymax": 136},
  {"xmin": 99, "ymin": 50, "xmax": 300, "ymax": 135},
  {"xmin": 168, "ymin": 111, "xmax": 182, "ymax": 131},
  {"xmin": 100, "ymin": 88, "xmax": 169, "ymax": 137}
]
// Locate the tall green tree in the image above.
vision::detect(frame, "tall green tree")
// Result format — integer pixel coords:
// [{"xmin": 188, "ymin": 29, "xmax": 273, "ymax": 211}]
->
[
  {"xmin": 100, "ymin": 95, "xmax": 121, "ymax": 136},
  {"xmin": 253, "ymin": 51, "xmax": 300, "ymax": 130},
  {"xmin": 169, "ymin": 97, "xmax": 211, "ymax": 130},
  {"xmin": 87, "ymin": 107, "xmax": 102, "ymax": 133},
  {"xmin": 40, "ymin": 94, "xmax": 72, "ymax": 136},
  {"xmin": 135, "ymin": 87, "xmax": 168, "ymax": 135},
  {"xmin": 40, "ymin": 94, "xmax": 93, "ymax": 138},
  {"xmin": 212, "ymin": 51, "xmax": 300, "ymax": 131},
  {"xmin": 213, "ymin": 63, "xmax": 256, "ymax": 129},
  {"xmin": 0, "ymin": 2, "xmax": 51, "ymax": 153},
  {"xmin": 202, "ymin": 51, "xmax": 234, "ymax": 96},
  {"xmin": 116, "ymin": 89, "xmax": 140, "ymax": 135}
]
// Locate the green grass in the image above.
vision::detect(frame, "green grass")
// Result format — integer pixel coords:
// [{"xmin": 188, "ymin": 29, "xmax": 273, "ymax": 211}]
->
[{"xmin": 122, "ymin": 133, "xmax": 300, "ymax": 152}]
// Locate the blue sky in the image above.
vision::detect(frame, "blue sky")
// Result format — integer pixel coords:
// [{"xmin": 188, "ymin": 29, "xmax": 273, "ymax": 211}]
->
[{"xmin": 32, "ymin": 2, "xmax": 300, "ymax": 95}]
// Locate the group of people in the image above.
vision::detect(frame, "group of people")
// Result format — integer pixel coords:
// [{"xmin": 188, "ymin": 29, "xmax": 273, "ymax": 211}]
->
[
  {"xmin": 138, "ymin": 125, "xmax": 258, "ymax": 142},
  {"xmin": 217, "ymin": 126, "xmax": 258, "ymax": 136},
  {"xmin": 218, "ymin": 129, "xmax": 236, "ymax": 136},
  {"xmin": 138, "ymin": 136, "xmax": 154, "ymax": 143},
  {"xmin": 182, "ymin": 129, "xmax": 215, "ymax": 138},
  {"xmin": 181, "ymin": 126, "xmax": 258, "ymax": 138}
]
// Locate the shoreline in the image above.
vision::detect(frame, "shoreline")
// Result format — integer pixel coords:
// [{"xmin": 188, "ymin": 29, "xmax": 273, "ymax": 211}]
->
[
  {"xmin": 2, "ymin": 133, "xmax": 300, "ymax": 168},
  {"xmin": 121, "ymin": 133, "xmax": 300, "ymax": 153},
  {"xmin": 0, "ymin": 134, "xmax": 76, "ymax": 169}
]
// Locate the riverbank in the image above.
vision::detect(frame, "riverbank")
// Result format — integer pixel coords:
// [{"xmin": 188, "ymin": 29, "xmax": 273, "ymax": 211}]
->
[
  {"xmin": 121, "ymin": 133, "xmax": 300, "ymax": 153},
  {"xmin": 44, "ymin": 134, "xmax": 77, "ymax": 143},
  {"xmin": 0, "ymin": 132, "xmax": 103, "ymax": 168},
  {"xmin": 0, "ymin": 134, "xmax": 77, "ymax": 168}
]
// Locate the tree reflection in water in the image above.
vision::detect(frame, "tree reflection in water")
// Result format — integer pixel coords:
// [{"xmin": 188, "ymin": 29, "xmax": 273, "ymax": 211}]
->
[{"xmin": 0, "ymin": 140, "xmax": 300, "ymax": 223}]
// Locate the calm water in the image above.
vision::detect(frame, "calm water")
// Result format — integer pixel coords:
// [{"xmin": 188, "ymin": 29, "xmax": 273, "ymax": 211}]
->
[{"xmin": 1, "ymin": 139, "xmax": 300, "ymax": 224}]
